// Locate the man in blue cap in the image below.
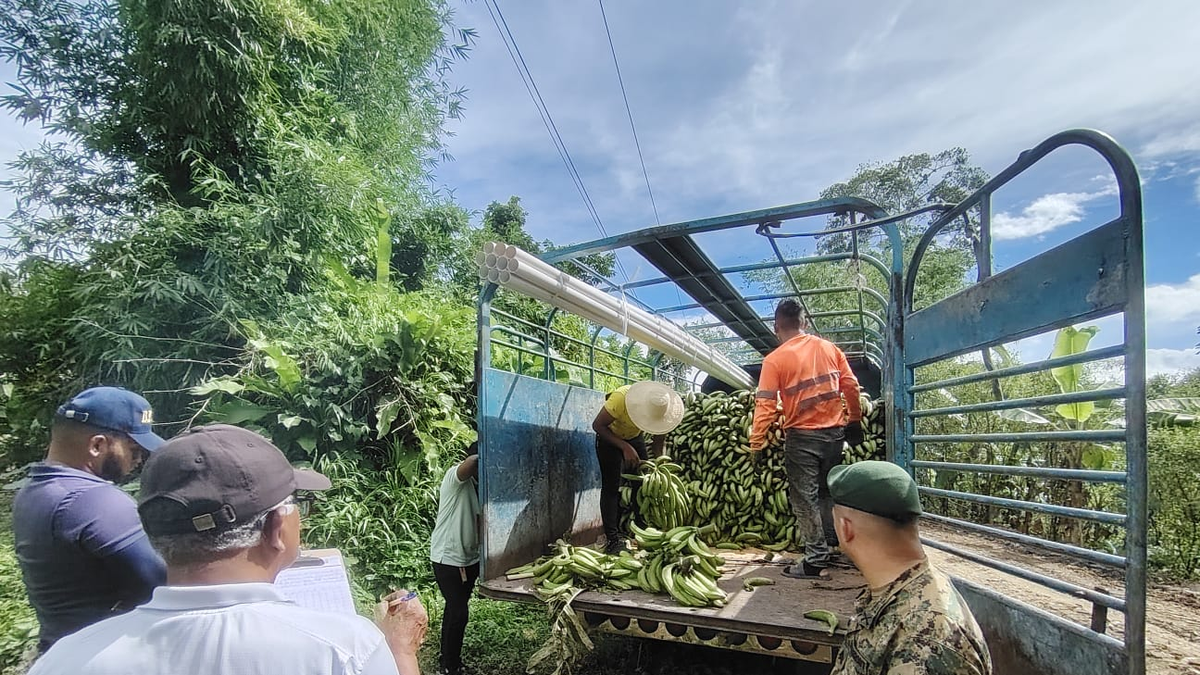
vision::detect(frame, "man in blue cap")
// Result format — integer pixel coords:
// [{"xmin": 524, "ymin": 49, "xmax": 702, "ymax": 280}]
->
[{"xmin": 12, "ymin": 386, "xmax": 168, "ymax": 654}]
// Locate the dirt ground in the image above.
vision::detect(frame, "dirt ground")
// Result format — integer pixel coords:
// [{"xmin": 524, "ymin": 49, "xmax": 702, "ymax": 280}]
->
[{"xmin": 922, "ymin": 522, "xmax": 1200, "ymax": 675}]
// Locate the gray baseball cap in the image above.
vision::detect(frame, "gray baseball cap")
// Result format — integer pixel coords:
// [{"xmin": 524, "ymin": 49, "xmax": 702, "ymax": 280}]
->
[{"xmin": 137, "ymin": 424, "xmax": 330, "ymax": 536}]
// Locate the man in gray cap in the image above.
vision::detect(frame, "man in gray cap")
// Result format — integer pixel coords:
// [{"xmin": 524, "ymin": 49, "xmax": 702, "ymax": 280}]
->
[
  {"xmin": 30, "ymin": 424, "xmax": 429, "ymax": 675},
  {"xmin": 827, "ymin": 460, "xmax": 992, "ymax": 675},
  {"xmin": 13, "ymin": 386, "xmax": 167, "ymax": 653}
]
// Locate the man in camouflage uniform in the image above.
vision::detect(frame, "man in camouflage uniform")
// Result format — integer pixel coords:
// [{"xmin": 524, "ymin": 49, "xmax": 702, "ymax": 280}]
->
[{"xmin": 826, "ymin": 461, "xmax": 992, "ymax": 675}]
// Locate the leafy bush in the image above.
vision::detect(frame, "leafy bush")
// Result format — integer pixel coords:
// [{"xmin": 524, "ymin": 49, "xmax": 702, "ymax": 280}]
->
[
  {"xmin": 304, "ymin": 454, "xmax": 448, "ymax": 596},
  {"xmin": 0, "ymin": 495, "xmax": 37, "ymax": 674},
  {"xmin": 1147, "ymin": 426, "xmax": 1200, "ymax": 578}
]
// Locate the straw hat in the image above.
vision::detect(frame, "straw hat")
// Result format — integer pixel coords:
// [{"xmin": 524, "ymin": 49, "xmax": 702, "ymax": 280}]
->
[{"xmin": 625, "ymin": 381, "xmax": 685, "ymax": 435}]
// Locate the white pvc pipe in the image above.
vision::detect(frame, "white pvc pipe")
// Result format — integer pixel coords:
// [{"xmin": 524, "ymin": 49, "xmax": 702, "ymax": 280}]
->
[
  {"xmin": 502, "ymin": 274, "xmax": 602, "ymax": 322},
  {"xmin": 498, "ymin": 251, "xmax": 752, "ymax": 388},
  {"xmin": 485, "ymin": 244, "xmax": 753, "ymax": 389}
]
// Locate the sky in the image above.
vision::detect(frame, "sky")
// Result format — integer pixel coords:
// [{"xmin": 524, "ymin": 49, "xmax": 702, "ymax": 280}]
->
[{"xmin": 2, "ymin": 0, "xmax": 1199, "ymax": 375}]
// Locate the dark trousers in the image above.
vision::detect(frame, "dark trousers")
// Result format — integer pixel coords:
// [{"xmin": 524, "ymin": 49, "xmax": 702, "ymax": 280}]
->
[
  {"xmin": 433, "ymin": 561, "xmax": 480, "ymax": 671},
  {"xmin": 784, "ymin": 427, "xmax": 845, "ymax": 567},
  {"xmin": 596, "ymin": 434, "xmax": 647, "ymax": 542}
]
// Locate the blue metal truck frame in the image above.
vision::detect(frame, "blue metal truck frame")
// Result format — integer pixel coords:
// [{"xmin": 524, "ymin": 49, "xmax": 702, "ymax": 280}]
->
[{"xmin": 476, "ymin": 129, "xmax": 1146, "ymax": 675}]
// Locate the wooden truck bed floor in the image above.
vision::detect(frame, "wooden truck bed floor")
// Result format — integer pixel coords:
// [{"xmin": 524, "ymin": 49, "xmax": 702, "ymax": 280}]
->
[{"xmin": 480, "ymin": 549, "xmax": 864, "ymax": 653}]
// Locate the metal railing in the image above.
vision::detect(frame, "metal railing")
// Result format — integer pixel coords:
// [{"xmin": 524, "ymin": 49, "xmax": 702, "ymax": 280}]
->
[
  {"xmin": 897, "ymin": 129, "xmax": 1146, "ymax": 675},
  {"xmin": 478, "ymin": 197, "xmax": 908, "ymax": 394}
]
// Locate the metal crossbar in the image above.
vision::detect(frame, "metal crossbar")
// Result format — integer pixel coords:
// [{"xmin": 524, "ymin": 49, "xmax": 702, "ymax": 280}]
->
[
  {"xmin": 919, "ymin": 486, "xmax": 1126, "ymax": 525},
  {"xmin": 921, "ymin": 513, "xmax": 1126, "ymax": 567},
  {"xmin": 922, "ymin": 538, "xmax": 1126, "ymax": 611}
]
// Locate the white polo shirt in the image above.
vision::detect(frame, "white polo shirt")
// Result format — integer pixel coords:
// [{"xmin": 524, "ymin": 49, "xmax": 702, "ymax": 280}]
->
[{"xmin": 30, "ymin": 583, "xmax": 399, "ymax": 675}]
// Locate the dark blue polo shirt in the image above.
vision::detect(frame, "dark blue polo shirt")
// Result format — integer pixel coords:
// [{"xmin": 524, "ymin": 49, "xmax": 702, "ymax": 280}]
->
[{"xmin": 12, "ymin": 464, "xmax": 166, "ymax": 650}]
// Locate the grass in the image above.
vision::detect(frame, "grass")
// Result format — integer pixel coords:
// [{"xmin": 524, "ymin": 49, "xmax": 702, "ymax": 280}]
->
[{"xmin": 0, "ymin": 494, "xmax": 39, "ymax": 675}]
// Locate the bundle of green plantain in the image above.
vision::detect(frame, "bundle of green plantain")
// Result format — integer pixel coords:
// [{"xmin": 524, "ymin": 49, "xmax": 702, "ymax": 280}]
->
[
  {"xmin": 842, "ymin": 393, "xmax": 887, "ymax": 463},
  {"xmin": 504, "ymin": 528, "xmax": 731, "ymax": 675},
  {"xmin": 505, "ymin": 539, "xmax": 646, "ymax": 600},
  {"xmin": 629, "ymin": 522, "xmax": 729, "ymax": 608},
  {"xmin": 504, "ymin": 524, "xmax": 729, "ymax": 609},
  {"xmin": 620, "ymin": 455, "xmax": 692, "ymax": 530}
]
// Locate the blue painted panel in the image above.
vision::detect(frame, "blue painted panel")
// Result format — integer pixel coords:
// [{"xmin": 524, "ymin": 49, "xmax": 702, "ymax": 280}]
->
[
  {"xmin": 479, "ymin": 368, "xmax": 606, "ymax": 579},
  {"xmin": 906, "ymin": 218, "xmax": 1129, "ymax": 366}
]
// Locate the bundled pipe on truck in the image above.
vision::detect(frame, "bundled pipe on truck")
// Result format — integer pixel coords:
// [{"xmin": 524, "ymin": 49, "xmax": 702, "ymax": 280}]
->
[{"xmin": 479, "ymin": 242, "xmax": 754, "ymax": 390}]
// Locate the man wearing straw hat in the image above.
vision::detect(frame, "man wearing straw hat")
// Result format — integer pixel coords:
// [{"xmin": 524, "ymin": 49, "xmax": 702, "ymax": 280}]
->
[{"xmin": 591, "ymin": 381, "xmax": 685, "ymax": 554}]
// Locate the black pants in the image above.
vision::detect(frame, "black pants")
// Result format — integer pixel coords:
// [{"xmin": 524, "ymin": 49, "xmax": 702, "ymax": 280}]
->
[
  {"xmin": 596, "ymin": 434, "xmax": 647, "ymax": 542},
  {"xmin": 433, "ymin": 561, "xmax": 480, "ymax": 672},
  {"xmin": 783, "ymin": 427, "xmax": 845, "ymax": 567}
]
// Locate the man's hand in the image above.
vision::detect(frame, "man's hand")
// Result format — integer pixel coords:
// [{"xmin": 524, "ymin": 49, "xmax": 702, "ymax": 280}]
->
[
  {"xmin": 749, "ymin": 449, "xmax": 764, "ymax": 468},
  {"xmin": 844, "ymin": 421, "xmax": 865, "ymax": 447},
  {"xmin": 621, "ymin": 442, "xmax": 641, "ymax": 468},
  {"xmin": 374, "ymin": 589, "xmax": 428, "ymax": 670}
]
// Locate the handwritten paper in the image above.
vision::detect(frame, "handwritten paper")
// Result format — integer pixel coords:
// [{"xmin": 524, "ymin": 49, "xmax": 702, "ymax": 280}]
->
[{"xmin": 274, "ymin": 550, "xmax": 357, "ymax": 615}]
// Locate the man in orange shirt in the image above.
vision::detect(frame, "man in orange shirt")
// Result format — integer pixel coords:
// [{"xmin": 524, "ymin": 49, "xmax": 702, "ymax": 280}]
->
[{"xmin": 749, "ymin": 299, "xmax": 863, "ymax": 578}]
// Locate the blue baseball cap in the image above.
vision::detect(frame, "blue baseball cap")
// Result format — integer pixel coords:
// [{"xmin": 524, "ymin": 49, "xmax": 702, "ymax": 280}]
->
[{"xmin": 56, "ymin": 387, "xmax": 166, "ymax": 451}]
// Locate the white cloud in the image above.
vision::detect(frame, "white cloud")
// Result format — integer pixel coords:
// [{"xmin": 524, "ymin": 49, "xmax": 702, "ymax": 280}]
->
[
  {"xmin": 430, "ymin": 0, "xmax": 1200, "ymax": 245},
  {"xmin": 991, "ymin": 190, "xmax": 1108, "ymax": 240},
  {"xmin": 1146, "ymin": 274, "xmax": 1200, "ymax": 326},
  {"xmin": 1140, "ymin": 125, "xmax": 1200, "ymax": 158},
  {"xmin": 1146, "ymin": 348, "xmax": 1200, "ymax": 377}
]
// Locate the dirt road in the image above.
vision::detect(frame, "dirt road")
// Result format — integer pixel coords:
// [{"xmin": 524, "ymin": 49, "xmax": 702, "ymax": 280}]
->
[{"xmin": 922, "ymin": 522, "xmax": 1200, "ymax": 675}]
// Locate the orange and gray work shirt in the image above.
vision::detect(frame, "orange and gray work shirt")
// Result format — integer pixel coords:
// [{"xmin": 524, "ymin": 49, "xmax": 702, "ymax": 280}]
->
[{"xmin": 749, "ymin": 333, "xmax": 862, "ymax": 450}]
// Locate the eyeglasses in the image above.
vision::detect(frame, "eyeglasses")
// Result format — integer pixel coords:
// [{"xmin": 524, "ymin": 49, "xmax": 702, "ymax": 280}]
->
[
  {"xmin": 293, "ymin": 492, "xmax": 317, "ymax": 517},
  {"xmin": 273, "ymin": 493, "xmax": 318, "ymax": 518}
]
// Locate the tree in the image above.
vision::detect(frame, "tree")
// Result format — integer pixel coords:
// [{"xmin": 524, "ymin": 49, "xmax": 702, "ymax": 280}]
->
[
  {"xmin": 746, "ymin": 148, "xmax": 988, "ymax": 345},
  {"xmin": 819, "ymin": 148, "xmax": 988, "ymax": 248},
  {"xmin": 0, "ymin": 0, "xmax": 470, "ymax": 458}
]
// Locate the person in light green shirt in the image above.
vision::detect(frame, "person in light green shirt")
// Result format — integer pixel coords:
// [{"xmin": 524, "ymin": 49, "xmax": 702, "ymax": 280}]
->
[
  {"xmin": 591, "ymin": 381, "xmax": 684, "ymax": 554},
  {"xmin": 430, "ymin": 448, "xmax": 480, "ymax": 675}
]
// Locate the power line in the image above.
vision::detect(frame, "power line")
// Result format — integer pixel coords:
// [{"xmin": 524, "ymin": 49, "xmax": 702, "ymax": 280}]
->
[
  {"xmin": 597, "ymin": 0, "xmax": 661, "ymax": 226},
  {"xmin": 483, "ymin": 0, "xmax": 609, "ymax": 239},
  {"xmin": 595, "ymin": 0, "xmax": 679, "ymax": 310},
  {"xmin": 483, "ymin": 0, "xmax": 641, "ymax": 294}
]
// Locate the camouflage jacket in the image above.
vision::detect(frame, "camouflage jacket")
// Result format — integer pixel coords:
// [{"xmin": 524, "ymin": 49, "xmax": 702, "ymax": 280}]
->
[{"xmin": 831, "ymin": 560, "xmax": 992, "ymax": 675}]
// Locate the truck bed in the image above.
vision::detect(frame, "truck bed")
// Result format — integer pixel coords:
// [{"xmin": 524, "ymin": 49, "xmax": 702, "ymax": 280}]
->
[{"xmin": 480, "ymin": 549, "xmax": 865, "ymax": 661}]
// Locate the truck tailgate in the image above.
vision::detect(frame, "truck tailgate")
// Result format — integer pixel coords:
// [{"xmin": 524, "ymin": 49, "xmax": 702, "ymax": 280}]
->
[{"xmin": 480, "ymin": 550, "xmax": 863, "ymax": 656}]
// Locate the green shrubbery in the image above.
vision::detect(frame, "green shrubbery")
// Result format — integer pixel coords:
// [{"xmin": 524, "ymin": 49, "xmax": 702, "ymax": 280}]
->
[{"xmin": 1148, "ymin": 426, "xmax": 1200, "ymax": 578}]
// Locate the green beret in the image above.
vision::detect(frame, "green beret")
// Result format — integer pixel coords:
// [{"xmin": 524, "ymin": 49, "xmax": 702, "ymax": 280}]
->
[{"xmin": 827, "ymin": 461, "xmax": 922, "ymax": 521}]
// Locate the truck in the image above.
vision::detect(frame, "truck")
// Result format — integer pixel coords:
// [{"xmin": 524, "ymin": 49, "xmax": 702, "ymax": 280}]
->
[{"xmin": 474, "ymin": 129, "xmax": 1147, "ymax": 675}]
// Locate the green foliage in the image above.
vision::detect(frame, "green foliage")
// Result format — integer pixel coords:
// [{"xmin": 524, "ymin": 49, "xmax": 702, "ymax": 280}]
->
[
  {"xmin": 914, "ymin": 326, "xmax": 1126, "ymax": 552},
  {"xmin": 0, "ymin": 262, "xmax": 87, "ymax": 467},
  {"xmin": 191, "ymin": 281, "xmax": 476, "ymax": 467},
  {"xmin": 1147, "ymin": 426, "xmax": 1200, "ymax": 578},
  {"xmin": 746, "ymin": 148, "xmax": 986, "ymax": 350},
  {"xmin": 391, "ymin": 203, "xmax": 473, "ymax": 292},
  {"xmin": 0, "ymin": 0, "xmax": 480, "ymax": 636},
  {"xmin": 302, "ymin": 453, "xmax": 447, "ymax": 594},
  {"xmin": 818, "ymin": 147, "xmax": 989, "ymax": 252},
  {"xmin": 1049, "ymin": 326, "xmax": 1099, "ymax": 422},
  {"xmin": 0, "ymin": 495, "xmax": 37, "ymax": 673}
]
